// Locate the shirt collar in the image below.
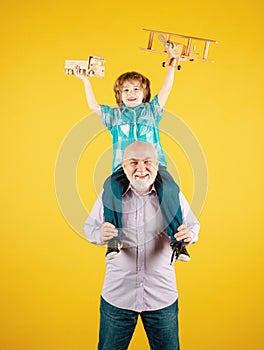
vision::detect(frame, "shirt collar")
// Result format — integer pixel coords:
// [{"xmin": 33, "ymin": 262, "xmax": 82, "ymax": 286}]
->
[
  {"xmin": 123, "ymin": 183, "xmax": 157, "ymax": 197},
  {"xmin": 121, "ymin": 103, "xmax": 145, "ymax": 113}
]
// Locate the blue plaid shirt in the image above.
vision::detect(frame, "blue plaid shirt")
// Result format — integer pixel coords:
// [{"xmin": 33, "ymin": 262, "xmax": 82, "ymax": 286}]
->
[{"xmin": 100, "ymin": 95, "xmax": 167, "ymax": 172}]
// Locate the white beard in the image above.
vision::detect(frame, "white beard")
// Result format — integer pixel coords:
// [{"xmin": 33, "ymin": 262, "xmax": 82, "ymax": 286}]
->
[{"xmin": 130, "ymin": 172, "xmax": 153, "ymax": 193}]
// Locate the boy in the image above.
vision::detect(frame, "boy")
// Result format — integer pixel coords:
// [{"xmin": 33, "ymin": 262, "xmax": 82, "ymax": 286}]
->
[{"xmin": 73, "ymin": 59, "xmax": 190, "ymax": 263}]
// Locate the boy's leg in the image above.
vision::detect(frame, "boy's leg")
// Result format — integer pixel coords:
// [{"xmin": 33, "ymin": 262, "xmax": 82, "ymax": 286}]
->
[
  {"xmin": 98, "ymin": 297, "xmax": 138, "ymax": 350},
  {"xmin": 141, "ymin": 300, "xmax": 180, "ymax": 350},
  {"xmin": 154, "ymin": 167, "xmax": 182, "ymax": 238},
  {"xmin": 102, "ymin": 168, "xmax": 129, "ymax": 259},
  {"xmin": 154, "ymin": 166, "xmax": 190, "ymax": 262}
]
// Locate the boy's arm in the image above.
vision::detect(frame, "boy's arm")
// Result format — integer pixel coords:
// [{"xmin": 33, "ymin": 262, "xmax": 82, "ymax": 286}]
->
[
  {"xmin": 158, "ymin": 59, "xmax": 176, "ymax": 110},
  {"xmin": 74, "ymin": 66, "xmax": 102, "ymax": 117}
]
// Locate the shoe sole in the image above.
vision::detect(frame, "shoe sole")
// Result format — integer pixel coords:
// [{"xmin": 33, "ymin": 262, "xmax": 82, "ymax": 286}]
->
[
  {"xmin": 177, "ymin": 254, "xmax": 191, "ymax": 262},
  {"xmin": 105, "ymin": 251, "xmax": 121, "ymax": 260}
]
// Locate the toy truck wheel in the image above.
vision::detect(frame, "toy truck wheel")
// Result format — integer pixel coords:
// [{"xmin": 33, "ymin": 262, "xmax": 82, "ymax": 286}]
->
[
  {"xmin": 162, "ymin": 62, "xmax": 166, "ymax": 67},
  {"xmin": 177, "ymin": 65, "xmax": 181, "ymax": 70}
]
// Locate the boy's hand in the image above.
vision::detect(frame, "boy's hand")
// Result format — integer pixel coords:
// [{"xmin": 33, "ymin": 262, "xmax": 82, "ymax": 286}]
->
[
  {"xmin": 100, "ymin": 222, "xmax": 118, "ymax": 244},
  {"xmin": 73, "ymin": 65, "xmax": 89, "ymax": 81}
]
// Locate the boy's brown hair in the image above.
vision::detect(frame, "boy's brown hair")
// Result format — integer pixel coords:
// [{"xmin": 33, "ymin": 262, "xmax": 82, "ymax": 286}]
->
[{"xmin": 114, "ymin": 72, "xmax": 151, "ymax": 107}]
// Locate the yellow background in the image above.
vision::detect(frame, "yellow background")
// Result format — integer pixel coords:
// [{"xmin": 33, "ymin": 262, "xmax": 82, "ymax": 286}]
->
[{"xmin": 1, "ymin": 0, "xmax": 263, "ymax": 349}]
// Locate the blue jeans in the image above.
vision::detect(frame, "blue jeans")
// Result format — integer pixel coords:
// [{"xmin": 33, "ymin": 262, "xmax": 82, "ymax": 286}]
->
[{"xmin": 98, "ymin": 297, "xmax": 180, "ymax": 350}]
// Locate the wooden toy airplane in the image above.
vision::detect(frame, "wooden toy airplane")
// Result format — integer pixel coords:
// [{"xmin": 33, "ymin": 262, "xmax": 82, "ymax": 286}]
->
[
  {"xmin": 64, "ymin": 55, "xmax": 105, "ymax": 77},
  {"xmin": 141, "ymin": 29, "xmax": 218, "ymax": 70}
]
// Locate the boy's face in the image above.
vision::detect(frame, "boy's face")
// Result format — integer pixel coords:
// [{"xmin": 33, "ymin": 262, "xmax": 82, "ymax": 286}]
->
[{"xmin": 121, "ymin": 80, "xmax": 144, "ymax": 108}]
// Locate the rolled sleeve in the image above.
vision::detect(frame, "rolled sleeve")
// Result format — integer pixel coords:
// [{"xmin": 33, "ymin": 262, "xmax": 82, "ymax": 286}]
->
[
  {"xmin": 179, "ymin": 192, "xmax": 200, "ymax": 245},
  {"xmin": 100, "ymin": 104, "xmax": 119, "ymax": 130},
  {"xmin": 83, "ymin": 192, "xmax": 105, "ymax": 245},
  {"xmin": 149, "ymin": 94, "xmax": 164, "ymax": 122}
]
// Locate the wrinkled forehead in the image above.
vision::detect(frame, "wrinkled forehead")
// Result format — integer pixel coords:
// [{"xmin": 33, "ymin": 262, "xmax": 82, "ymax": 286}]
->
[
  {"xmin": 123, "ymin": 143, "xmax": 158, "ymax": 162},
  {"xmin": 123, "ymin": 156, "xmax": 155, "ymax": 163}
]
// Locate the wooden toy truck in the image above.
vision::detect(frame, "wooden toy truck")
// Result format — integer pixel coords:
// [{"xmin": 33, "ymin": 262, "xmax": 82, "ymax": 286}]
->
[{"xmin": 64, "ymin": 55, "xmax": 105, "ymax": 77}]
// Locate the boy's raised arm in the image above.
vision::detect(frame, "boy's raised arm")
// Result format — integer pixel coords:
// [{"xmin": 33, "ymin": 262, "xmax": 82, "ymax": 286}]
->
[
  {"xmin": 73, "ymin": 66, "xmax": 102, "ymax": 117},
  {"xmin": 158, "ymin": 60, "xmax": 176, "ymax": 110}
]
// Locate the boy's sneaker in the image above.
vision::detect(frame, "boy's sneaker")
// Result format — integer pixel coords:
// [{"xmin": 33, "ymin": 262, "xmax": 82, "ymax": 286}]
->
[
  {"xmin": 170, "ymin": 241, "xmax": 191, "ymax": 264},
  {"xmin": 178, "ymin": 244, "xmax": 191, "ymax": 262},
  {"xmin": 105, "ymin": 237, "xmax": 122, "ymax": 260}
]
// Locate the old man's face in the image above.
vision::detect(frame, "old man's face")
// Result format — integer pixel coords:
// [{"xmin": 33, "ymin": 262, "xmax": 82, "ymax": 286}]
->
[{"xmin": 122, "ymin": 142, "xmax": 159, "ymax": 194}]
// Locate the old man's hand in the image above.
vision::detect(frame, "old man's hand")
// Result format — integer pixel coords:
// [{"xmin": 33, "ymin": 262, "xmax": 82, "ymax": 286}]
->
[
  {"xmin": 174, "ymin": 224, "xmax": 192, "ymax": 245},
  {"xmin": 100, "ymin": 222, "xmax": 118, "ymax": 244}
]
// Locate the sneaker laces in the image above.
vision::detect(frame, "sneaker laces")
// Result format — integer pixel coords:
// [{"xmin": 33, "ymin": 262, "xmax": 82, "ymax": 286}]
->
[
  {"xmin": 108, "ymin": 237, "xmax": 120, "ymax": 249},
  {"xmin": 170, "ymin": 241, "xmax": 184, "ymax": 264}
]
